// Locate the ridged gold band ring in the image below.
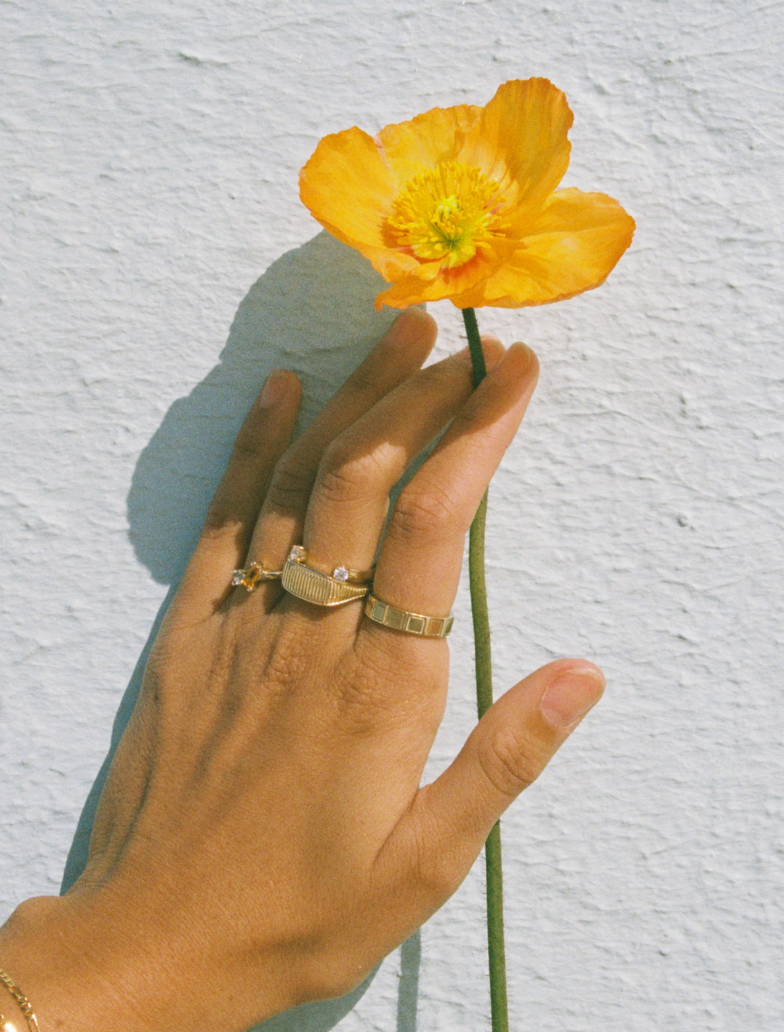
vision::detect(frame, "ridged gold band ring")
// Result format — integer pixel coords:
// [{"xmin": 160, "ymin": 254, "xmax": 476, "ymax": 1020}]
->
[
  {"xmin": 364, "ymin": 594, "xmax": 454, "ymax": 638},
  {"xmin": 281, "ymin": 546, "xmax": 373, "ymax": 607}
]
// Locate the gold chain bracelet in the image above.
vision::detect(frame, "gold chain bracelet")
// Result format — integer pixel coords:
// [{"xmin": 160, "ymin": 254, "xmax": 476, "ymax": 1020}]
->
[{"xmin": 0, "ymin": 968, "xmax": 39, "ymax": 1032}]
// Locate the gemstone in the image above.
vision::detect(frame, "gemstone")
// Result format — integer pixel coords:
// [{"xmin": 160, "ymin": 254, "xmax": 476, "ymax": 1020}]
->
[
  {"xmin": 232, "ymin": 570, "xmax": 244, "ymax": 586},
  {"xmin": 332, "ymin": 566, "xmax": 349, "ymax": 582},
  {"xmin": 289, "ymin": 545, "xmax": 306, "ymax": 561}
]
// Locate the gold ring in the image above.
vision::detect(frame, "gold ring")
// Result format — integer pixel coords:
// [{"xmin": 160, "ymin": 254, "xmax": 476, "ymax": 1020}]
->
[
  {"xmin": 231, "ymin": 563, "xmax": 283, "ymax": 592},
  {"xmin": 287, "ymin": 545, "xmax": 375, "ymax": 584},
  {"xmin": 281, "ymin": 546, "xmax": 372, "ymax": 607},
  {"xmin": 364, "ymin": 594, "xmax": 454, "ymax": 638}
]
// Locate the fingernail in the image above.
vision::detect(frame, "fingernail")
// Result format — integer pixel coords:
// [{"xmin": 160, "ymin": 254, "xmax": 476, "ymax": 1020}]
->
[
  {"xmin": 509, "ymin": 341, "xmax": 535, "ymax": 367},
  {"xmin": 540, "ymin": 667, "xmax": 605, "ymax": 728},
  {"xmin": 386, "ymin": 306, "xmax": 430, "ymax": 346},
  {"xmin": 260, "ymin": 370, "xmax": 289, "ymax": 408},
  {"xmin": 492, "ymin": 341, "xmax": 537, "ymax": 382},
  {"xmin": 482, "ymin": 337, "xmax": 506, "ymax": 369}
]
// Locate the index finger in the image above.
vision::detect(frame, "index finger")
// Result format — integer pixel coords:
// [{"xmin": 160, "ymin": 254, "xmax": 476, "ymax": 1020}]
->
[{"xmin": 362, "ymin": 342, "xmax": 539, "ymax": 641}]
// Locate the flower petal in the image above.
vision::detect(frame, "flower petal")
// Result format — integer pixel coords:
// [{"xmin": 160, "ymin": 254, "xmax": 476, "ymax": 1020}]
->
[
  {"xmin": 299, "ymin": 126, "xmax": 421, "ymax": 281},
  {"xmin": 450, "ymin": 188, "xmax": 635, "ymax": 309},
  {"xmin": 458, "ymin": 78, "xmax": 573, "ymax": 213},
  {"xmin": 376, "ymin": 104, "xmax": 482, "ymax": 187},
  {"xmin": 374, "ymin": 262, "xmax": 443, "ymax": 311},
  {"xmin": 374, "ymin": 238, "xmax": 518, "ymax": 311}
]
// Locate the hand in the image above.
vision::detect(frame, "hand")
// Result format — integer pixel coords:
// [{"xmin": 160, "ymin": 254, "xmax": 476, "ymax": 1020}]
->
[{"xmin": 0, "ymin": 309, "xmax": 604, "ymax": 1032}]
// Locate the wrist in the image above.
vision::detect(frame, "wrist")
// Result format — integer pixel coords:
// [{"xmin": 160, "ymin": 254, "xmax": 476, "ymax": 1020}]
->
[
  {"xmin": 0, "ymin": 884, "xmax": 292, "ymax": 1032},
  {"xmin": 1, "ymin": 893, "xmax": 134, "ymax": 1032},
  {"xmin": 0, "ymin": 964, "xmax": 32, "ymax": 1032},
  {"xmin": 0, "ymin": 890, "xmax": 194, "ymax": 1032}
]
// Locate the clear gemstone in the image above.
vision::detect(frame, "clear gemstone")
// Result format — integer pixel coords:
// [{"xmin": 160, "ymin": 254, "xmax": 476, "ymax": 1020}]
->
[
  {"xmin": 333, "ymin": 566, "xmax": 349, "ymax": 582},
  {"xmin": 232, "ymin": 571, "xmax": 244, "ymax": 586},
  {"xmin": 289, "ymin": 545, "xmax": 306, "ymax": 561}
]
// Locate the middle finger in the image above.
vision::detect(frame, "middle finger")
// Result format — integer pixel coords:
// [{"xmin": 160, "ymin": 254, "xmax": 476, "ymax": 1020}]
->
[{"xmin": 299, "ymin": 338, "xmax": 505, "ymax": 586}]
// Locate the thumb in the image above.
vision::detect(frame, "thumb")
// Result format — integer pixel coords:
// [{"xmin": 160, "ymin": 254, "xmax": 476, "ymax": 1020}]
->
[{"xmin": 385, "ymin": 660, "xmax": 605, "ymax": 905}]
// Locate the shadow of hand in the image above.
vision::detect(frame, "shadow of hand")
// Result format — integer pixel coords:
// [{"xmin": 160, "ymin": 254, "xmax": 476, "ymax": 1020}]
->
[{"xmin": 61, "ymin": 232, "xmax": 421, "ymax": 1031}]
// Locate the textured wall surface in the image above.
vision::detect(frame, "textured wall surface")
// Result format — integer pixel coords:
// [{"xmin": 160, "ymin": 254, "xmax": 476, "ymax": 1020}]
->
[{"xmin": 1, "ymin": 1, "xmax": 783, "ymax": 1029}]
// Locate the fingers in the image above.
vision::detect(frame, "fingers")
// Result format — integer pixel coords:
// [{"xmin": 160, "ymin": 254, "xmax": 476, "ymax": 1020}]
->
[
  {"xmin": 174, "ymin": 369, "xmax": 302, "ymax": 618},
  {"xmin": 364, "ymin": 342, "xmax": 539, "ymax": 630},
  {"xmin": 379, "ymin": 660, "xmax": 605, "ymax": 907},
  {"xmin": 300, "ymin": 337, "xmax": 506, "ymax": 583},
  {"xmin": 244, "ymin": 307, "xmax": 438, "ymax": 575}
]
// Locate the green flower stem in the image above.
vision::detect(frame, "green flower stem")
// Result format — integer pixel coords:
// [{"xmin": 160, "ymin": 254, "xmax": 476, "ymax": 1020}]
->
[{"xmin": 461, "ymin": 306, "xmax": 509, "ymax": 1032}]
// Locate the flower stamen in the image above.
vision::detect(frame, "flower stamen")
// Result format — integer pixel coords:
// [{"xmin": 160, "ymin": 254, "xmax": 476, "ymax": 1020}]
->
[{"xmin": 387, "ymin": 161, "xmax": 506, "ymax": 269}]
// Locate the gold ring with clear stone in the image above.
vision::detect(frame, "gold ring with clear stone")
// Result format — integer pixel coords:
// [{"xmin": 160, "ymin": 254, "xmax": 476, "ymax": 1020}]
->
[
  {"xmin": 281, "ymin": 545, "xmax": 374, "ymax": 607},
  {"xmin": 287, "ymin": 545, "xmax": 375, "ymax": 584},
  {"xmin": 364, "ymin": 593, "xmax": 454, "ymax": 637},
  {"xmin": 231, "ymin": 563, "xmax": 284, "ymax": 592}
]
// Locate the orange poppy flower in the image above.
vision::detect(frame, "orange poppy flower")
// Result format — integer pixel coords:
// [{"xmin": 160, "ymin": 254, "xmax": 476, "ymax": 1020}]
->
[{"xmin": 300, "ymin": 78, "xmax": 635, "ymax": 311}]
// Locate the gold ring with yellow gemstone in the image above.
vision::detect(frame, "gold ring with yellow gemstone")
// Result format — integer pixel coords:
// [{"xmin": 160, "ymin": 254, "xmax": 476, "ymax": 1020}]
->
[{"xmin": 231, "ymin": 563, "xmax": 284, "ymax": 592}]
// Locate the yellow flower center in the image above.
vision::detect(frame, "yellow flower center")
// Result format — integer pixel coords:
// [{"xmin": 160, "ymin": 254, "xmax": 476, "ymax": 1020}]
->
[{"xmin": 387, "ymin": 161, "xmax": 505, "ymax": 269}]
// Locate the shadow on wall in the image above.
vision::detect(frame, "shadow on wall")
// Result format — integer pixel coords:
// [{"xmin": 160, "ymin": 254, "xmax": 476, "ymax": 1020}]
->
[{"xmin": 61, "ymin": 232, "xmax": 422, "ymax": 1032}]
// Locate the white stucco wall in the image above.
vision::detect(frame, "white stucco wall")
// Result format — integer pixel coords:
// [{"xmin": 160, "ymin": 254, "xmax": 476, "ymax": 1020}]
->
[{"xmin": 1, "ymin": 1, "xmax": 782, "ymax": 1029}]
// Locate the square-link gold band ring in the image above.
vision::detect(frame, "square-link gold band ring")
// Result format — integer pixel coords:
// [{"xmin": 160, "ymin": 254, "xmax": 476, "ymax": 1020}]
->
[{"xmin": 364, "ymin": 594, "xmax": 454, "ymax": 637}]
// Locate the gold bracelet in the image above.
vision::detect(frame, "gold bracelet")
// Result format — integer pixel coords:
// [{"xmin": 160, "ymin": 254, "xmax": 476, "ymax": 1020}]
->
[{"xmin": 0, "ymin": 968, "xmax": 39, "ymax": 1032}]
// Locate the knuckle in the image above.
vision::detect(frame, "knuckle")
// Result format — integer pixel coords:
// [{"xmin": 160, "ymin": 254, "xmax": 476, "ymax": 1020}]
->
[
  {"xmin": 265, "ymin": 456, "xmax": 314, "ymax": 513},
  {"xmin": 200, "ymin": 504, "xmax": 240, "ymax": 536},
  {"xmin": 231, "ymin": 423, "xmax": 265, "ymax": 462},
  {"xmin": 479, "ymin": 727, "xmax": 546, "ymax": 800},
  {"xmin": 328, "ymin": 653, "xmax": 392, "ymax": 733},
  {"xmin": 445, "ymin": 407, "xmax": 482, "ymax": 439},
  {"xmin": 331, "ymin": 671, "xmax": 403, "ymax": 738},
  {"xmin": 416, "ymin": 852, "xmax": 460, "ymax": 901},
  {"xmin": 391, "ymin": 482, "xmax": 461, "ymax": 542},
  {"xmin": 408, "ymin": 816, "xmax": 461, "ymax": 900},
  {"xmin": 261, "ymin": 649, "xmax": 305, "ymax": 695},
  {"xmin": 338, "ymin": 639, "xmax": 443, "ymax": 736},
  {"xmin": 353, "ymin": 632, "xmax": 417, "ymax": 689},
  {"xmin": 421, "ymin": 355, "xmax": 472, "ymax": 393},
  {"xmin": 317, "ymin": 444, "xmax": 386, "ymax": 506},
  {"xmin": 298, "ymin": 955, "xmax": 365, "ymax": 1005},
  {"xmin": 260, "ymin": 607, "xmax": 350, "ymax": 694},
  {"xmin": 344, "ymin": 363, "xmax": 379, "ymax": 397},
  {"xmin": 261, "ymin": 622, "xmax": 321, "ymax": 692},
  {"xmin": 333, "ymin": 681, "xmax": 384, "ymax": 733}
]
